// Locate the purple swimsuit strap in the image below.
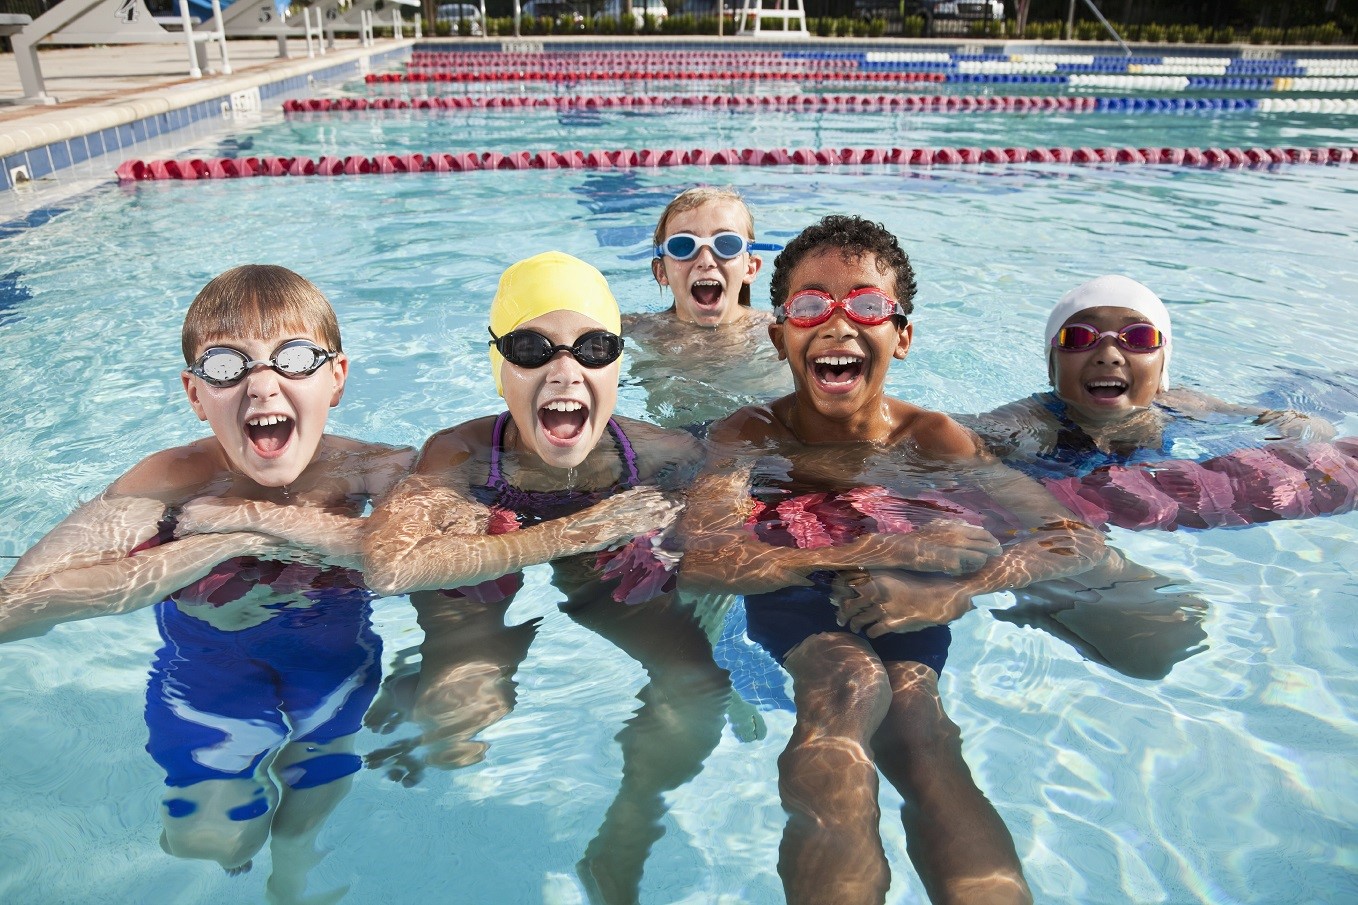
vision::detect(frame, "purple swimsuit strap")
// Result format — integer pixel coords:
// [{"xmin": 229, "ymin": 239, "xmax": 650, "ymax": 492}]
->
[{"xmin": 486, "ymin": 411, "xmax": 641, "ymax": 495}]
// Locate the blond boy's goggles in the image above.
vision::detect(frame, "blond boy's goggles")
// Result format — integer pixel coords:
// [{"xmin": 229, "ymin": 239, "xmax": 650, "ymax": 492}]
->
[{"xmin": 188, "ymin": 339, "xmax": 336, "ymax": 387}]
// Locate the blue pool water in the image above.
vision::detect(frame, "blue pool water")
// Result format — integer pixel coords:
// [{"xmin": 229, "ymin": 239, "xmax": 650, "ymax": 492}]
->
[{"xmin": 1, "ymin": 56, "xmax": 1356, "ymax": 904}]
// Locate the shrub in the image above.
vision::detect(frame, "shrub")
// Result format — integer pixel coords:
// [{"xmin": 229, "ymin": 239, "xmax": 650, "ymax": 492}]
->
[
  {"xmin": 901, "ymin": 14, "xmax": 924, "ymax": 37},
  {"xmin": 867, "ymin": 16, "xmax": 886, "ymax": 37},
  {"xmin": 1034, "ymin": 20, "xmax": 1063, "ymax": 40},
  {"xmin": 1165, "ymin": 23, "xmax": 1184, "ymax": 43},
  {"xmin": 1211, "ymin": 26, "xmax": 1233, "ymax": 43}
]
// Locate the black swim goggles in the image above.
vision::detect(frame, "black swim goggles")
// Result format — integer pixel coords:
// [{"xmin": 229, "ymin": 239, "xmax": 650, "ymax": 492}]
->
[
  {"xmin": 654, "ymin": 231, "xmax": 783, "ymax": 261},
  {"xmin": 488, "ymin": 328, "xmax": 624, "ymax": 369},
  {"xmin": 187, "ymin": 339, "xmax": 338, "ymax": 388}
]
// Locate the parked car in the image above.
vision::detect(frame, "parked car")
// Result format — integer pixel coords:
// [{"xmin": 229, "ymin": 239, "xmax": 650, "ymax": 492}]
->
[
  {"xmin": 595, "ymin": 0, "xmax": 668, "ymax": 30},
  {"xmin": 854, "ymin": 0, "xmax": 1003, "ymax": 22},
  {"xmin": 520, "ymin": 0, "xmax": 586, "ymax": 30},
  {"xmin": 436, "ymin": 2, "xmax": 483, "ymax": 35},
  {"xmin": 929, "ymin": 0, "xmax": 1004, "ymax": 20}
]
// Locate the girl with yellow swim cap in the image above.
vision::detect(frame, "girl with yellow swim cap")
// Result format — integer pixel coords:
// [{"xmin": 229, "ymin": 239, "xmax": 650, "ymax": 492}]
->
[{"xmin": 364, "ymin": 251, "xmax": 731, "ymax": 904}]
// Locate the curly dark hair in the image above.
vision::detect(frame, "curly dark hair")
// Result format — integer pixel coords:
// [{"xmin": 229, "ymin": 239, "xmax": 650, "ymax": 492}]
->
[{"xmin": 768, "ymin": 215, "xmax": 916, "ymax": 321}]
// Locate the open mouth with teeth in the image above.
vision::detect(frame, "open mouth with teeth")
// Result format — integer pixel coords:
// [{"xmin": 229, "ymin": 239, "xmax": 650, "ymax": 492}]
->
[
  {"xmin": 689, "ymin": 279, "xmax": 725, "ymax": 309},
  {"xmin": 812, "ymin": 354, "xmax": 864, "ymax": 389},
  {"xmin": 539, "ymin": 399, "xmax": 589, "ymax": 445},
  {"xmin": 1085, "ymin": 379, "xmax": 1129, "ymax": 400},
  {"xmin": 246, "ymin": 414, "xmax": 295, "ymax": 457}
]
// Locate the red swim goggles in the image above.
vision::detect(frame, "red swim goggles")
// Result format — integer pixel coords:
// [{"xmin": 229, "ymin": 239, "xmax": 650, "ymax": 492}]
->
[
  {"xmin": 1052, "ymin": 323, "xmax": 1164, "ymax": 353},
  {"xmin": 775, "ymin": 288, "xmax": 906, "ymax": 328}
]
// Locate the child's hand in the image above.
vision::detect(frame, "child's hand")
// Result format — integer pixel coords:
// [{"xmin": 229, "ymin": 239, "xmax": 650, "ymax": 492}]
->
[
  {"xmin": 831, "ymin": 571, "xmax": 975, "ymax": 636},
  {"xmin": 561, "ymin": 487, "xmax": 684, "ymax": 551},
  {"xmin": 1254, "ymin": 409, "xmax": 1337, "ymax": 442},
  {"xmin": 851, "ymin": 520, "xmax": 1001, "ymax": 575},
  {"xmin": 178, "ymin": 497, "xmax": 260, "ymax": 536}
]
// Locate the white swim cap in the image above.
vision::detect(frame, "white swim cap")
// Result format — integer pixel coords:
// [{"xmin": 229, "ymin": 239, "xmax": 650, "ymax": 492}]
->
[{"xmin": 1045, "ymin": 275, "xmax": 1172, "ymax": 392}]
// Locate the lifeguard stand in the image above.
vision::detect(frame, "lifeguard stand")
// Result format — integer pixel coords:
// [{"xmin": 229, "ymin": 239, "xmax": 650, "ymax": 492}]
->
[{"xmin": 734, "ymin": 0, "xmax": 809, "ymax": 37}]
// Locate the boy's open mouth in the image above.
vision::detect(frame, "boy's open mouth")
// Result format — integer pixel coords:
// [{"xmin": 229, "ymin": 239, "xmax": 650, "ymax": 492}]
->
[
  {"xmin": 1086, "ymin": 378, "xmax": 1129, "ymax": 400},
  {"xmin": 690, "ymin": 279, "xmax": 724, "ymax": 309},
  {"xmin": 813, "ymin": 354, "xmax": 864, "ymax": 388},
  {"xmin": 246, "ymin": 414, "xmax": 294, "ymax": 457},
  {"xmin": 540, "ymin": 399, "xmax": 589, "ymax": 444}
]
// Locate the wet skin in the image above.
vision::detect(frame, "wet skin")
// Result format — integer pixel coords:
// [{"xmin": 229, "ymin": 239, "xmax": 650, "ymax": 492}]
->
[
  {"xmin": 768, "ymin": 248, "xmax": 915, "ymax": 445},
  {"xmin": 652, "ymin": 199, "xmax": 763, "ymax": 328},
  {"xmin": 182, "ymin": 332, "xmax": 349, "ymax": 489},
  {"xmin": 499, "ymin": 310, "xmax": 621, "ymax": 472},
  {"xmin": 1051, "ymin": 305, "xmax": 1165, "ymax": 428}
]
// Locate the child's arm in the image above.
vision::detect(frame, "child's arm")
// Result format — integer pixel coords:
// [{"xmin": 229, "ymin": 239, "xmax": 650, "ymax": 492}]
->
[
  {"xmin": 677, "ymin": 412, "xmax": 1003, "ymax": 596},
  {"xmin": 0, "ymin": 492, "xmax": 282, "ymax": 642},
  {"xmin": 1164, "ymin": 388, "xmax": 1336, "ymax": 441},
  {"xmin": 175, "ymin": 443, "xmax": 416, "ymax": 571},
  {"xmin": 363, "ymin": 426, "xmax": 681, "ymax": 596},
  {"xmin": 836, "ymin": 435, "xmax": 1108, "ymax": 636},
  {"xmin": 958, "ymin": 396, "xmax": 1057, "ymax": 457}
]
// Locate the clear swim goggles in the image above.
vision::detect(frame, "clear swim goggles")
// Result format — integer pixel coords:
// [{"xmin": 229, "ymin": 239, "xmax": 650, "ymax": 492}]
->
[
  {"xmin": 489, "ymin": 328, "xmax": 624, "ymax": 369},
  {"xmin": 187, "ymin": 339, "xmax": 337, "ymax": 388},
  {"xmin": 775, "ymin": 288, "xmax": 906, "ymax": 328},
  {"xmin": 1052, "ymin": 323, "xmax": 1164, "ymax": 353},
  {"xmin": 654, "ymin": 231, "xmax": 783, "ymax": 261}
]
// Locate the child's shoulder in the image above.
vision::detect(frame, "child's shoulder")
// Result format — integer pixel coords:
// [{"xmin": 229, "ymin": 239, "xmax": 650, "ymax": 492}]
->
[
  {"xmin": 411, "ymin": 416, "xmax": 501, "ymax": 474},
  {"xmin": 710, "ymin": 402, "xmax": 788, "ymax": 445},
  {"xmin": 109, "ymin": 439, "xmax": 228, "ymax": 500},
  {"xmin": 612, "ymin": 415, "xmax": 703, "ymax": 469},
  {"xmin": 894, "ymin": 403, "xmax": 983, "ymax": 460},
  {"xmin": 318, "ymin": 435, "xmax": 417, "ymax": 495}
]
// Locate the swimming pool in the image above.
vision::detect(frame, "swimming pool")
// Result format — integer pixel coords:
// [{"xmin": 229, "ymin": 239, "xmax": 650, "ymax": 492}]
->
[{"xmin": 1, "ymin": 45, "xmax": 1356, "ymax": 904}]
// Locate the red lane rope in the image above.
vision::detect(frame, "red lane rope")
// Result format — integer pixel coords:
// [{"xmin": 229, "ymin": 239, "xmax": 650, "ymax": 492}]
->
[
  {"xmin": 365, "ymin": 71, "xmax": 948, "ymax": 84},
  {"xmin": 285, "ymin": 95, "xmax": 1098, "ymax": 114},
  {"xmin": 115, "ymin": 146, "xmax": 1356, "ymax": 181}
]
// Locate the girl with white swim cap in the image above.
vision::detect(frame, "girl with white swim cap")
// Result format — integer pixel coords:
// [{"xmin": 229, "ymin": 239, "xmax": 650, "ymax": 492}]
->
[{"xmin": 974, "ymin": 274, "xmax": 1333, "ymax": 474}]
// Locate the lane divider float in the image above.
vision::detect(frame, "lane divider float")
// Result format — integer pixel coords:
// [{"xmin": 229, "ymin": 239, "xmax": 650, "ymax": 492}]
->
[{"xmin": 115, "ymin": 146, "xmax": 1357, "ymax": 182}]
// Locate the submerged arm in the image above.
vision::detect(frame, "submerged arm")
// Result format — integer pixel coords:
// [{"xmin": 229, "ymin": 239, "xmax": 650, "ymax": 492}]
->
[
  {"xmin": 0, "ymin": 493, "xmax": 280, "ymax": 642},
  {"xmin": 363, "ymin": 431, "xmax": 679, "ymax": 597},
  {"xmin": 175, "ymin": 444, "xmax": 417, "ymax": 571},
  {"xmin": 1167, "ymin": 387, "xmax": 1336, "ymax": 442},
  {"xmin": 838, "ymin": 456, "xmax": 1107, "ymax": 636},
  {"xmin": 678, "ymin": 459, "xmax": 1002, "ymax": 596}
]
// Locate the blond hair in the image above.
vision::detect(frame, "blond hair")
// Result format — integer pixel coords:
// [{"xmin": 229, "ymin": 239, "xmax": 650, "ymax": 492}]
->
[
  {"xmin": 653, "ymin": 186, "xmax": 758, "ymax": 307},
  {"xmin": 181, "ymin": 265, "xmax": 342, "ymax": 363}
]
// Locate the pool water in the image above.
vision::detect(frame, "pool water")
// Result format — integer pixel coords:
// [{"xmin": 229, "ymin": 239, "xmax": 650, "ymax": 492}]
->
[{"xmin": 1, "ymin": 61, "xmax": 1356, "ymax": 905}]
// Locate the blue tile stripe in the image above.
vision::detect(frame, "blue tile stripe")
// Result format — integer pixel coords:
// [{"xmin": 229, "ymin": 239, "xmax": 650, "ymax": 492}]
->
[{"xmin": 1, "ymin": 45, "xmax": 410, "ymax": 192}]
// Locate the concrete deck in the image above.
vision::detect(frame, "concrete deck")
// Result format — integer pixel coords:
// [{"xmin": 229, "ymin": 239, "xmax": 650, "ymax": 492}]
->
[{"xmin": 0, "ymin": 37, "xmax": 412, "ymax": 158}]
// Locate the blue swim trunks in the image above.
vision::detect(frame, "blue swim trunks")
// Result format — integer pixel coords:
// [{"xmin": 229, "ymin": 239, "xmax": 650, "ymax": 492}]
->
[
  {"xmin": 145, "ymin": 591, "xmax": 382, "ymax": 793},
  {"xmin": 744, "ymin": 572, "xmax": 951, "ymax": 676}
]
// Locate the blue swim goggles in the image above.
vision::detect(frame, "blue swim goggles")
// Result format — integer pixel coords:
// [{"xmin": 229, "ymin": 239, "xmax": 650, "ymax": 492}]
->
[{"xmin": 654, "ymin": 231, "xmax": 783, "ymax": 261}]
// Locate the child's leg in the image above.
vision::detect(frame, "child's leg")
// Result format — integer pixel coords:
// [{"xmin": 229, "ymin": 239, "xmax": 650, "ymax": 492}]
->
[
  {"xmin": 873, "ymin": 662, "xmax": 1032, "ymax": 905},
  {"xmin": 367, "ymin": 590, "xmax": 540, "ymax": 781},
  {"xmin": 566, "ymin": 592, "xmax": 730, "ymax": 905},
  {"xmin": 779, "ymin": 633, "xmax": 894, "ymax": 905},
  {"xmin": 264, "ymin": 739, "xmax": 360, "ymax": 905},
  {"xmin": 264, "ymin": 615, "xmax": 382, "ymax": 903},
  {"xmin": 146, "ymin": 617, "xmax": 285, "ymax": 872},
  {"xmin": 158, "ymin": 775, "xmax": 279, "ymax": 872}
]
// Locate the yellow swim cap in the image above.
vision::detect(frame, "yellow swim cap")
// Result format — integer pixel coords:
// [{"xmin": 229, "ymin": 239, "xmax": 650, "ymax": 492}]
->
[{"xmin": 488, "ymin": 251, "xmax": 621, "ymax": 396}]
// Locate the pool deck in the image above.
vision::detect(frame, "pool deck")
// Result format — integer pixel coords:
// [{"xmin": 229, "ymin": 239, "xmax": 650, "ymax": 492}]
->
[{"xmin": 0, "ymin": 37, "xmax": 413, "ymax": 157}]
